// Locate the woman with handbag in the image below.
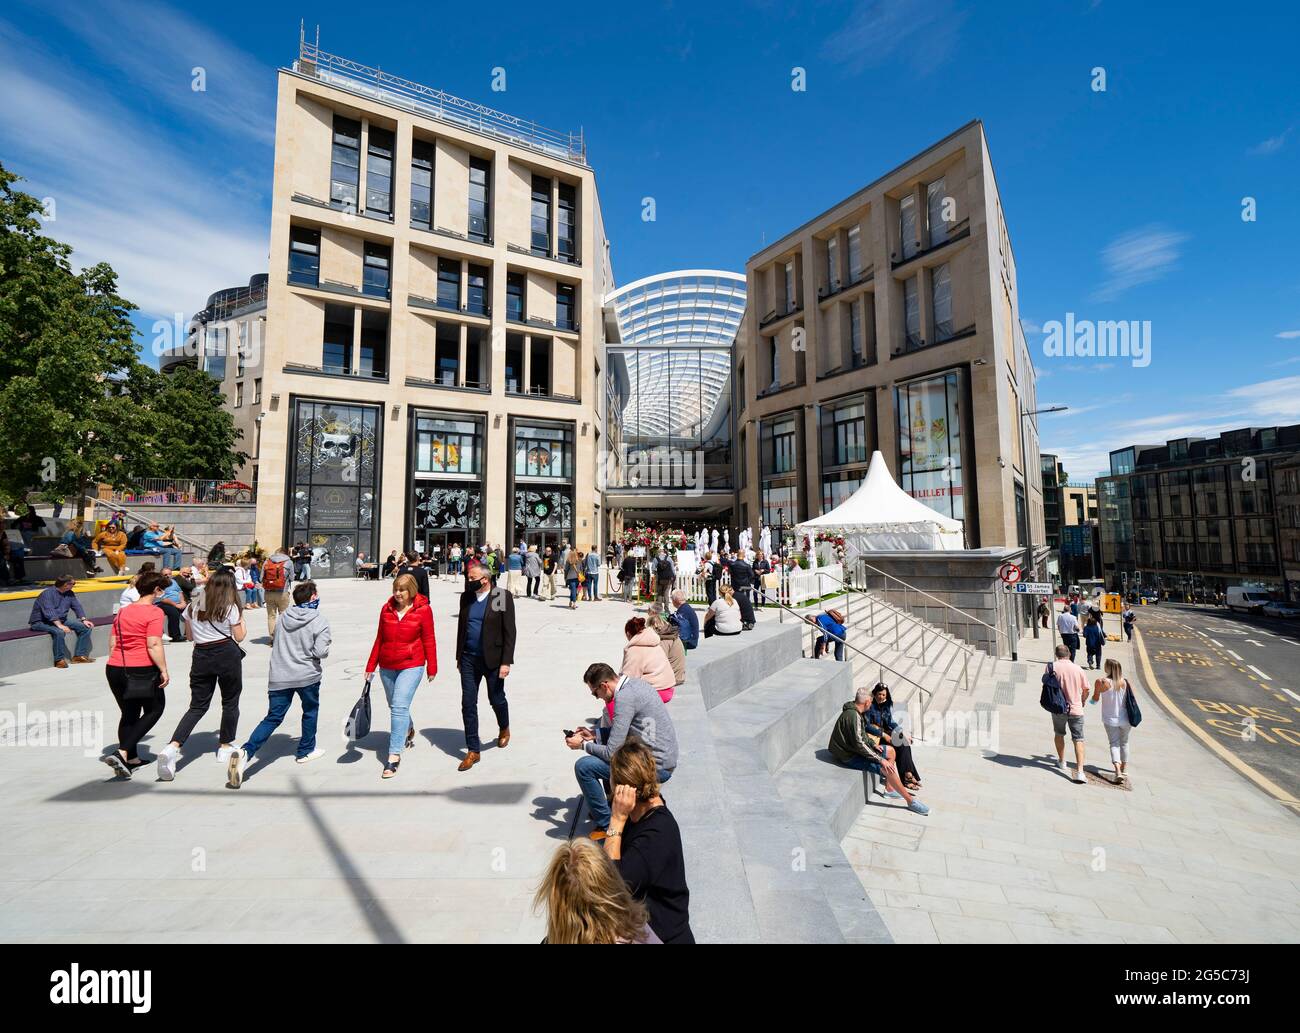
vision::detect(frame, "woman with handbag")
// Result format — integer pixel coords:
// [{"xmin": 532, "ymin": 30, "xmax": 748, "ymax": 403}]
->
[
  {"xmin": 1091, "ymin": 657, "xmax": 1140, "ymax": 784},
  {"xmin": 865, "ymin": 683, "xmax": 921, "ymax": 792},
  {"xmin": 364, "ymin": 573, "xmax": 437, "ymax": 779},
  {"xmin": 102, "ymin": 571, "xmax": 172, "ymax": 777},
  {"xmin": 564, "ymin": 551, "xmax": 583, "ymax": 610},
  {"xmin": 155, "ymin": 568, "xmax": 247, "ymax": 781}
]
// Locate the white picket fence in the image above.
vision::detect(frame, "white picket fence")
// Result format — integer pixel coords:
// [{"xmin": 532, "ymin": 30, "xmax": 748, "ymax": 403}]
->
[{"xmin": 612, "ymin": 561, "xmax": 843, "ymax": 608}]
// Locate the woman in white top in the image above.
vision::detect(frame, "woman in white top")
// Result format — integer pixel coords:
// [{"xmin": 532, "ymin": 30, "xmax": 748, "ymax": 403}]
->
[
  {"xmin": 1091, "ymin": 657, "xmax": 1135, "ymax": 783},
  {"xmin": 114, "ymin": 563, "xmax": 159, "ymax": 613},
  {"xmin": 704, "ymin": 584, "xmax": 743, "ymax": 637},
  {"xmin": 156, "ymin": 568, "xmax": 247, "ymax": 781}
]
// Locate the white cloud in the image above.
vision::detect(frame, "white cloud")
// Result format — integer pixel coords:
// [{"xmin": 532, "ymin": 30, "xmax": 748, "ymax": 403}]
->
[
  {"xmin": 1276, "ymin": 330, "xmax": 1300, "ymax": 339},
  {"xmin": 821, "ymin": 0, "xmax": 965, "ymax": 75},
  {"xmin": 1248, "ymin": 127, "xmax": 1291, "ymax": 156},
  {"xmin": 1092, "ymin": 225, "xmax": 1188, "ymax": 301}
]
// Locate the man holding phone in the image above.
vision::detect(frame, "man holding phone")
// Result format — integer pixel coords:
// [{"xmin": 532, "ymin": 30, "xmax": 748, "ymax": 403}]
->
[{"xmin": 454, "ymin": 561, "xmax": 515, "ymax": 772}]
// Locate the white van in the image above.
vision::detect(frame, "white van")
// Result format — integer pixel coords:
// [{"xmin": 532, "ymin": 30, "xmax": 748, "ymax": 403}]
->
[{"xmin": 1226, "ymin": 586, "xmax": 1272, "ymax": 614}]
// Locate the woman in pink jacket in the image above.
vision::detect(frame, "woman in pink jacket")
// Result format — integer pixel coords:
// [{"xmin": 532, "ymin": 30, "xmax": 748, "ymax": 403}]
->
[{"xmin": 612, "ymin": 617, "xmax": 676, "ymax": 719}]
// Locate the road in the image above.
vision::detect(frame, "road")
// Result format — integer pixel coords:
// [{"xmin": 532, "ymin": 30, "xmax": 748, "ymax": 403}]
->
[{"xmin": 1130, "ymin": 602, "xmax": 1300, "ymax": 812}]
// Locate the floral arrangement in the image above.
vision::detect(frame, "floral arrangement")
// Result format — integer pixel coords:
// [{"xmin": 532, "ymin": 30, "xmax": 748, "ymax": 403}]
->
[
  {"xmin": 805, "ymin": 531, "xmax": 846, "ymax": 564},
  {"xmin": 620, "ymin": 523, "xmax": 691, "ymax": 554}
]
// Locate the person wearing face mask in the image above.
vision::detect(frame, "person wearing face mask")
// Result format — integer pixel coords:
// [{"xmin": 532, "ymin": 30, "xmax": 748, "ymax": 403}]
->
[{"xmin": 453, "ymin": 561, "xmax": 515, "ymax": 772}]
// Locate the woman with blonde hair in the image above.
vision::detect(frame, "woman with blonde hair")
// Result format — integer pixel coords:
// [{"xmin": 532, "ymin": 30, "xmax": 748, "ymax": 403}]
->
[
  {"xmin": 534, "ymin": 839, "xmax": 659, "ymax": 944},
  {"xmin": 1091, "ymin": 657, "xmax": 1138, "ymax": 783},
  {"xmin": 365, "ymin": 572, "xmax": 436, "ymax": 779},
  {"xmin": 703, "ymin": 583, "xmax": 742, "ymax": 638},
  {"xmin": 645, "ymin": 606, "xmax": 686, "ymax": 690}
]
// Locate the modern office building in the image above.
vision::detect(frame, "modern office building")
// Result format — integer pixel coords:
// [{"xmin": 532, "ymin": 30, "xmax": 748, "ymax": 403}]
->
[
  {"xmin": 734, "ymin": 121, "xmax": 1043, "ymax": 552},
  {"xmin": 1276, "ymin": 453, "xmax": 1300, "ymax": 600},
  {"xmin": 602, "ymin": 271, "xmax": 745, "ymax": 536},
  {"xmin": 1098, "ymin": 424, "xmax": 1300, "ymax": 598},
  {"xmin": 237, "ymin": 38, "xmax": 612, "ymax": 574}
]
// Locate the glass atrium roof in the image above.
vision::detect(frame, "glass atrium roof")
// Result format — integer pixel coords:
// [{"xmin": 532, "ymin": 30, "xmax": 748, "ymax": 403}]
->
[{"xmin": 605, "ymin": 270, "xmax": 747, "ymax": 351}]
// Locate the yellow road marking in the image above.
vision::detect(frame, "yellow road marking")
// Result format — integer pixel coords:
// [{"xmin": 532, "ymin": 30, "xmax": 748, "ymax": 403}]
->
[{"xmin": 1134, "ymin": 627, "xmax": 1300, "ymax": 808}]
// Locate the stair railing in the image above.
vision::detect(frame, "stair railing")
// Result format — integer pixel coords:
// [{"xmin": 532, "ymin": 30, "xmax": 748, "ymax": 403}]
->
[{"xmin": 83, "ymin": 496, "xmax": 214, "ymax": 556}]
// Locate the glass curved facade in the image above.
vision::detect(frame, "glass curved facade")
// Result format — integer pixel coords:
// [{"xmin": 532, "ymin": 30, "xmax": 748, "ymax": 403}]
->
[{"xmin": 605, "ymin": 271, "xmax": 745, "ymax": 493}]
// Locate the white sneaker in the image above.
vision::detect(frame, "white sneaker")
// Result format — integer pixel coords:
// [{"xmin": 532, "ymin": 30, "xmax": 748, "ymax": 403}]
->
[
  {"xmin": 227, "ymin": 748, "xmax": 247, "ymax": 788},
  {"xmin": 216, "ymin": 744, "xmax": 236, "ymax": 765},
  {"xmin": 296, "ymin": 748, "xmax": 325, "ymax": 764},
  {"xmin": 1073, "ymin": 768, "xmax": 1087, "ymax": 784},
  {"xmin": 1057, "ymin": 758, "xmax": 1067, "ymax": 772},
  {"xmin": 157, "ymin": 744, "xmax": 180, "ymax": 781}
]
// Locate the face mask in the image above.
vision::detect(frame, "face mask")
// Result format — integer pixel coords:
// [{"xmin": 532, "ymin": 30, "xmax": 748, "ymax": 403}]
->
[{"xmin": 298, "ymin": 599, "xmax": 320, "ymax": 610}]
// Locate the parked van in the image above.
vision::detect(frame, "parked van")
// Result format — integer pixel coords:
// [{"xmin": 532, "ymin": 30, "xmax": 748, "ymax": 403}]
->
[{"xmin": 1226, "ymin": 586, "xmax": 1272, "ymax": 614}]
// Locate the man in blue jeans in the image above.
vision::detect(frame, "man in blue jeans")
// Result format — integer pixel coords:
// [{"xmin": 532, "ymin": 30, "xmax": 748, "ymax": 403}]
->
[
  {"xmin": 28, "ymin": 576, "xmax": 96, "ymax": 669},
  {"xmin": 454, "ymin": 561, "xmax": 514, "ymax": 772},
  {"xmin": 567, "ymin": 663, "xmax": 679, "ymax": 840},
  {"xmin": 227, "ymin": 581, "xmax": 332, "ymax": 787},
  {"xmin": 141, "ymin": 523, "xmax": 183, "ymax": 569}
]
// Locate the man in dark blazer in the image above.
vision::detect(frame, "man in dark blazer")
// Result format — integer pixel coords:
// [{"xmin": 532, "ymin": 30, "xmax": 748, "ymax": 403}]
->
[
  {"xmin": 728, "ymin": 551, "xmax": 757, "ymax": 630},
  {"xmin": 454, "ymin": 560, "xmax": 516, "ymax": 771}
]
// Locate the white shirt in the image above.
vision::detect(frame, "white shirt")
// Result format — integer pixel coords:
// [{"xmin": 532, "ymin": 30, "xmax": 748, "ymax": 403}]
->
[
  {"xmin": 709, "ymin": 597, "xmax": 743, "ymax": 634},
  {"xmin": 115, "ymin": 585, "xmax": 140, "ymax": 614},
  {"xmin": 233, "ymin": 566, "xmax": 251, "ymax": 589},
  {"xmin": 1057, "ymin": 612, "xmax": 1080, "ymax": 636},
  {"xmin": 1098, "ymin": 677, "xmax": 1131, "ymax": 727},
  {"xmin": 185, "ymin": 603, "xmax": 243, "ymax": 644}
]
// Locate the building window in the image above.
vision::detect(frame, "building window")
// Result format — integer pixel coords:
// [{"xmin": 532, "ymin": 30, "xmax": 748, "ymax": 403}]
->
[
  {"xmin": 410, "ymin": 139, "xmax": 434, "ymax": 230},
  {"xmin": 466, "ymin": 264, "xmax": 489, "ymax": 316},
  {"xmin": 366, "ymin": 126, "xmax": 394, "ymax": 216},
  {"xmin": 435, "ymin": 323, "xmax": 459, "ymax": 386},
  {"xmin": 322, "ymin": 304, "xmax": 353, "ymax": 374},
  {"xmin": 237, "ymin": 322, "xmax": 248, "ymax": 378},
  {"xmin": 826, "ymin": 235, "xmax": 840, "ymax": 291},
  {"xmin": 557, "ymin": 182, "xmax": 576, "ymax": 259},
  {"xmin": 926, "ymin": 177, "xmax": 948, "ymax": 248},
  {"xmin": 362, "ymin": 243, "xmax": 390, "ymax": 299},
  {"xmin": 515, "ymin": 422, "xmax": 572, "ymax": 479},
  {"xmin": 507, "ymin": 272, "xmax": 525, "ymax": 322},
  {"xmin": 468, "ymin": 156, "xmax": 491, "ymax": 242},
  {"xmin": 848, "ymin": 298, "xmax": 863, "ymax": 367},
  {"xmin": 359, "ymin": 310, "xmax": 388, "ymax": 379},
  {"xmin": 761, "ymin": 413, "xmax": 798, "ymax": 476},
  {"xmin": 899, "ymin": 192, "xmax": 918, "ymax": 260},
  {"xmin": 505, "ymin": 333, "xmax": 525, "ymax": 393},
  {"xmin": 761, "ymin": 484, "xmax": 797, "ymax": 528},
  {"xmin": 531, "ymin": 174, "xmax": 552, "ymax": 255},
  {"xmin": 903, "ymin": 277, "xmax": 920, "ymax": 350},
  {"xmin": 234, "ymin": 381, "xmax": 244, "ymax": 408},
  {"xmin": 288, "ymin": 226, "xmax": 320, "ymax": 287},
  {"xmin": 529, "ymin": 337, "xmax": 551, "ymax": 396},
  {"xmin": 556, "ymin": 284, "xmax": 576, "ymax": 331},
  {"xmin": 330, "ymin": 116, "xmax": 361, "ymax": 210},
  {"xmin": 896, "ymin": 369, "xmax": 964, "ymax": 522},
  {"xmin": 437, "ymin": 258, "xmax": 460, "ymax": 310},
  {"xmin": 930, "ymin": 263, "xmax": 953, "ymax": 340},
  {"xmin": 847, "ymin": 224, "xmax": 863, "ymax": 282},
  {"xmin": 768, "ymin": 335, "xmax": 780, "ymax": 389},
  {"xmin": 465, "ymin": 326, "xmax": 487, "ymax": 388},
  {"xmin": 253, "ymin": 377, "xmax": 262, "ymax": 403},
  {"xmin": 414, "ymin": 414, "xmax": 481, "ymax": 475},
  {"xmin": 784, "ymin": 260, "xmax": 796, "ymax": 312},
  {"xmin": 203, "ymin": 327, "xmax": 227, "ymax": 378}
]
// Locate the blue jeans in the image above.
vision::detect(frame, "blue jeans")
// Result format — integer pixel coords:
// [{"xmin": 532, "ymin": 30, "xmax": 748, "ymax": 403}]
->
[
  {"xmin": 458, "ymin": 653, "xmax": 509, "ymax": 753},
  {"xmin": 30, "ymin": 620, "xmax": 93, "ymax": 662},
  {"xmin": 568, "ymin": 579, "xmax": 579, "ymax": 603},
  {"xmin": 157, "ymin": 547, "xmax": 183, "ymax": 569},
  {"xmin": 575, "ymin": 753, "xmax": 673, "ymax": 828},
  {"xmin": 379, "ymin": 666, "xmax": 422, "ymax": 756},
  {"xmin": 242, "ymin": 683, "xmax": 321, "ymax": 759},
  {"xmin": 585, "ymin": 570, "xmax": 599, "ymax": 600},
  {"xmin": 839, "ymin": 752, "xmax": 883, "ymax": 776},
  {"xmin": 817, "ymin": 635, "xmax": 845, "ymax": 661}
]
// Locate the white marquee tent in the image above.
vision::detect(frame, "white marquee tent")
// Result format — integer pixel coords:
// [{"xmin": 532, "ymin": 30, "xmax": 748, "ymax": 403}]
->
[{"xmin": 797, "ymin": 450, "xmax": 965, "ymax": 551}]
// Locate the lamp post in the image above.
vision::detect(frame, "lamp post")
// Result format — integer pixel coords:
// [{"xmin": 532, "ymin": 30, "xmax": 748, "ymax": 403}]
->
[
  {"xmin": 776, "ymin": 507, "xmax": 787, "ymax": 622},
  {"xmin": 1020, "ymin": 405, "xmax": 1068, "ymax": 639}
]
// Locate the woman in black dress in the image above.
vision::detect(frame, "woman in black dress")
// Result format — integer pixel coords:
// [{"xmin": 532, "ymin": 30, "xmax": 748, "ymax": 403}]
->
[{"xmin": 865, "ymin": 683, "xmax": 922, "ymax": 792}]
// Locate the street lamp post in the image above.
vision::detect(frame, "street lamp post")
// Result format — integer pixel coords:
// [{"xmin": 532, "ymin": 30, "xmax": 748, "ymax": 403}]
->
[{"xmin": 1020, "ymin": 405, "xmax": 1068, "ymax": 640}]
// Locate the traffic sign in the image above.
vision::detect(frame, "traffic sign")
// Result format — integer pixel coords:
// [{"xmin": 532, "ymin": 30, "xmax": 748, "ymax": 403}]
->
[
  {"xmin": 997, "ymin": 562, "xmax": 1022, "ymax": 584},
  {"xmin": 1004, "ymin": 581, "xmax": 1052, "ymax": 595}
]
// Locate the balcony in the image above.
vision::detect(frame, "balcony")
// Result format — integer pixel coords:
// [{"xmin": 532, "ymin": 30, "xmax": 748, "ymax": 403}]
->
[
  {"xmin": 758, "ymin": 301, "xmax": 803, "ymax": 330},
  {"xmin": 506, "ymin": 241, "xmax": 581, "ymax": 267},
  {"xmin": 890, "ymin": 217, "xmax": 971, "ymax": 270},
  {"xmin": 405, "ymin": 374, "xmax": 490, "ymax": 394},
  {"xmin": 890, "ymin": 322, "xmax": 977, "ymax": 359},
  {"xmin": 284, "ymin": 361, "xmax": 389, "ymax": 383},
  {"xmin": 817, "ymin": 266, "xmax": 874, "ymax": 303},
  {"xmin": 408, "ymin": 294, "xmax": 491, "ymax": 319}
]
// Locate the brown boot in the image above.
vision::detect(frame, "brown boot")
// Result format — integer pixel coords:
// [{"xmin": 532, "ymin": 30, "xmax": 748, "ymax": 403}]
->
[
  {"xmin": 457, "ymin": 751, "xmax": 480, "ymax": 772},
  {"xmin": 71, "ymin": 656, "xmax": 96, "ymax": 664},
  {"xmin": 497, "ymin": 728, "xmax": 510, "ymax": 749},
  {"xmin": 54, "ymin": 659, "xmax": 69, "ymax": 669}
]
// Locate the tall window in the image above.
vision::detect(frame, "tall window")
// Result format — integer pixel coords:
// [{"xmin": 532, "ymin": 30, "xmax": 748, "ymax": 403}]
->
[
  {"xmin": 288, "ymin": 226, "xmax": 320, "ymax": 287},
  {"xmin": 768, "ymin": 336, "xmax": 780, "ymax": 388},
  {"xmin": 529, "ymin": 337, "xmax": 551, "ymax": 395},
  {"xmin": 505, "ymin": 333, "xmax": 525, "ymax": 392},
  {"xmin": 237, "ymin": 322, "xmax": 248, "ymax": 377},
  {"xmin": 531, "ymin": 174, "xmax": 552, "ymax": 254},
  {"xmin": 366, "ymin": 127, "xmax": 394, "ymax": 216},
  {"xmin": 437, "ymin": 258, "xmax": 460, "ymax": 309},
  {"xmin": 507, "ymin": 272, "xmax": 525, "ymax": 322},
  {"xmin": 926, "ymin": 177, "xmax": 948, "ymax": 247},
  {"xmin": 847, "ymin": 224, "xmax": 863, "ymax": 281},
  {"xmin": 362, "ymin": 243, "xmax": 390, "ymax": 299},
  {"xmin": 931, "ymin": 263, "xmax": 953, "ymax": 340},
  {"xmin": 435, "ymin": 324, "xmax": 459, "ymax": 385},
  {"xmin": 515, "ymin": 423, "xmax": 572, "ymax": 478},
  {"xmin": 466, "ymin": 264, "xmax": 489, "ymax": 316},
  {"xmin": 784, "ymin": 261, "xmax": 796, "ymax": 311},
  {"xmin": 322, "ymin": 304, "xmax": 353, "ymax": 374},
  {"xmin": 330, "ymin": 116, "xmax": 361, "ymax": 209},
  {"xmin": 415, "ymin": 414, "xmax": 481, "ymax": 475},
  {"xmin": 465, "ymin": 326, "xmax": 487, "ymax": 387},
  {"xmin": 358, "ymin": 310, "xmax": 388, "ymax": 378},
  {"xmin": 557, "ymin": 183, "xmax": 576, "ymax": 259},
  {"xmin": 896, "ymin": 369, "xmax": 964, "ymax": 521},
  {"xmin": 468, "ymin": 156, "xmax": 491, "ymax": 242},
  {"xmin": 763, "ymin": 414, "xmax": 798, "ymax": 475},
  {"xmin": 848, "ymin": 298, "xmax": 863, "ymax": 366},
  {"xmin": 253, "ymin": 377, "xmax": 262, "ymax": 403},
  {"xmin": 899, "ymin": 193, "xmax": 918, "ymax": 260},
  {"xmin": 410, "ymin": 139, "xmax": 434, "ymax": 229},
  {"xmin": 556, "ymin": 283, "xmax": 575, "ymax": 330},
  {"xmin": 903, "ymin": 277, "xmax": 920, "ymax": 349},
  {"xmin": 826, "ymin": 235, "xmax": 840, "ymax": 290},
  {"xmin": 234, "ymin": 381, "xmax": 244, "ymax": 408}
]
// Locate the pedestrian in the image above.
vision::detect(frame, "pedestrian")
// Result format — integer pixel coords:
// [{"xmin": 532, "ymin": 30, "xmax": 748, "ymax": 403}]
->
[
  {"xmin": 703, "ymin": 584, "xmax": 743, "ymax": 637},
  {"xmin": 646, "ymin": 609, "xmax": 686, "ymax": 695},
  {"xmin": 292, "ymin": 541, "xmax": 312, "ymax": 580},
  {"xmin": 827, "ymin": 686, "xmax": 928, "ymax": 814},
  {"xmin": 100, "ymin": 570, "xmax": 172, "ymax": 777},
  {"xmin": 365, "ymin": 573, "xmax": 437, "ymax": 779},
  {"xmin": 652, "ymin": 550, "xmax": 675, "ymax": 610},
  {"xmin": 248, "ymin": 555, "xmax": 264, "ymax": 606},
  {"xmin": 262, "ymin": 547, "xmax": 294, "ymax": 639},
  {"xmin": 207, "ymin": 540, "xmax": 228, "ymax": 572},
  {"xmin": 1121, "ymin": 604, "xmax": 1136, "ymax": 642},
  {"xmin": 507, "ymin": 545, "xmax": 523, "ymax": 597},
  {"xmin": 382, "ymin": 549, "xmax": 399, "ymax": 578},
  {"xmin": 584, "ymin": 545, "xmax": 602, "ymax": 601},
  {"xmin": 620, "ymin": 615, "xmax": 676, "ymax": 705},
  {"xmin": 702, "ymin": 550, "xmax": 718, "ymax": 606},
  {"xmin": 601, "ymin": 736, "xmax": 695, "ymax": 944},
  {"xmin": 28, "ymin": 575, "xmax": 96, "ymax": 669},
  {"xmin": 454, "ymin": 560, "xmax": 514, "ymax": 772},
  {"xmin": 1046, "ymin": 643, "xmax": 1089, "ymax": 784},
  {"xmin": 396, "ymin": 552, "xmax": 430, "ymax": 600},
  {"xmin": 524, "ymin": 544, "xmax": 542, "ymax": 598},
  {"xmin": 1037, "ymin": 600, "xmax": 1050, "ymax": 629},
  {"xmin": 449, "ymin": 543, "xmax": 462, "ymax": 579},
  {"xmin": 234, "ymin": 556, "xmax": 255, "ymax": 609},
  {"xmin": 114, "ymin": 562, "xmax": 156, "ymax": 614},
  {"xmin": 564, "ymin": 549, "xmax": 583, "ymax": 609},
  {"xmin": 812, "ymin": 608, "xmax": 847, "ymax": 660},
  {"xmin": 1083, "ymin": 612, "xmax": 1105, "ymax": 671},
  {"xmin": 227, "ymin": 580, "xmax": 332, "ymax": 787},
  {"xmin": 534, "ymin": 839, "xmax": 660, "ymax": 944},
  {"xmin": 1056, "ymin": 605, "xmax": 1081, "ymax": 662},
  {"xmin": 542, "ymin": 546, "xmax": 557, "ymax": 600},
  {"xmin": 1091, "ymin": 657, "xmax": 1137, "ymax": 784},
  {"xmin": 865, "ymin": 683, "xmax": 922, "ymax": 792},
  {"xmin": 618, "ymin": 550, "xmax": 637, "ymax": 603},
  {"xmin": 728, "ymin": 551, "xmax": 757, "ymax": 629},
  {"xmin": 155, "ymin": 568, "xmax": 247, "ymax": 781},
  {"xmin": 753, "ymin": 550, "xmax": 772, "ymax": 605}
]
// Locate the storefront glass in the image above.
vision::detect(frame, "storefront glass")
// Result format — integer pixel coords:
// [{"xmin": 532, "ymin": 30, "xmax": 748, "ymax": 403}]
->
[{"xmin": 895, "ymin": 370, "xmax": 964, "ymax": 522}]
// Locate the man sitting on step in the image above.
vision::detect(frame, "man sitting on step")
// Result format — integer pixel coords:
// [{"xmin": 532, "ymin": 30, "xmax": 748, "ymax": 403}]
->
[{"xmin": 827, "ymin": 686, "xmax": 928, "ymax": 815}]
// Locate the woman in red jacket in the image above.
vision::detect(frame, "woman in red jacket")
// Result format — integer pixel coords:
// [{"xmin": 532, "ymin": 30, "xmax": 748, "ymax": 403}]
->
[{"xmin": 365, "ymin": 573, "xmax": 437, "ymax": 778}]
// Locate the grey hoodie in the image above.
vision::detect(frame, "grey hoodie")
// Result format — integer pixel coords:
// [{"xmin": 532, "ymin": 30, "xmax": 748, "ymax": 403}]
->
[{"xmin": 268, "ymin": 605, "xmax": 332, "ymax": 689}]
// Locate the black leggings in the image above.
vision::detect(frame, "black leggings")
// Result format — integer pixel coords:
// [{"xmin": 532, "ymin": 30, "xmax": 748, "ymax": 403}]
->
[
  {"xmin": 891, "ymin": 741, "xmax": 921, "ymax": 784},
  {"xmin": 106, "ymin": 666, "xmax": 167, "ymax": 761},
  {"xmin": 170, "ymin": 640, "xmax": 243, "ymax": 746}
]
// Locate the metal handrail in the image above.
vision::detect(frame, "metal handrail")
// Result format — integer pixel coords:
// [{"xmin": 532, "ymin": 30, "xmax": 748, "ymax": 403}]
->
[
  {"xmin": 84, "ymin": 497, "xmax": 213, "ymax": 555},
  {"xmin": 853, "ymin": 558, "xmax": 1011, "ymax": 647},
  {"xmin": 761, "ymin": 593, "xmax": 935, "ymax": 732}
]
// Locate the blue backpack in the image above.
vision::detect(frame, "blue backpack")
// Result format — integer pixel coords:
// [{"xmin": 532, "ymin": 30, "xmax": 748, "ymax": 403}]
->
[{"xmin": 1039, "ymin": 663, "xmax": 1071, "ymax": 715}]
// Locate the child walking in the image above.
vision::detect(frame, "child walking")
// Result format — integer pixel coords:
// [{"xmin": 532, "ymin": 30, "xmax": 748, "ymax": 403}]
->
[{"xmin": 227, "ymin": 581, "xmax": 332, "ymax": 787}]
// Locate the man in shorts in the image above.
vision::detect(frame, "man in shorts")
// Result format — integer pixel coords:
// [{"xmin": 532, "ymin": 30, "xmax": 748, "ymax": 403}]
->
[{"xmin": 1049, "ymin": 643, "xmax": 1090, "ymax": 784}]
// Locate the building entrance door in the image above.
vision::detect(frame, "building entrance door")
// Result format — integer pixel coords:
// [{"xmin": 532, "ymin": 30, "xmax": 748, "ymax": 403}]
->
[
  {"xmin": 522, "ymin": 530, "xmax": 565, "ymax": 556},
  {"xmin": 422, "ymin": 529, "xmax": 469, "ymax": 576}
]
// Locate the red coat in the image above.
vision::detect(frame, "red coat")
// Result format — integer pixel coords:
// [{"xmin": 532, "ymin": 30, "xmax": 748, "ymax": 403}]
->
[{"xmin": 366, "ymin": 594, "xmax": 437, "ymax": 675}]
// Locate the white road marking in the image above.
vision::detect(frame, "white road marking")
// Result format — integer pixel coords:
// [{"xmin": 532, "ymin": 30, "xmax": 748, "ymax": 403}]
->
[
  {"xmin": 1283, "ymin": 688, "xmax": 1300, "ymax": 704},
  {"xmin": 1247, "ymin": 665, "xmax": 1272, "ymax": 681},
  {"xmin": 1245, "ymin": 639, "xmax": 1266, "ymax": 647},
  {"xmin": 1210, "ymin": 638, "xmax": 1224, "ymax": 647},
  {"xmin": 1228, "ymin": 650, "xmax": 1244, "ymax": 662}
]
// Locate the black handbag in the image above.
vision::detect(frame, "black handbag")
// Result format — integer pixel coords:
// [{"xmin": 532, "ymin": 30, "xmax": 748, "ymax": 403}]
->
[
  {"xmin": 115, "ymin": 615, "xmax": 161, "ymax": 701},
  {"xmin": 345, "ymin": 682, "xmax": 372, "ymax": 741},
  {"xmin": 1124, "ymin": 681, "xmax": 1143, "ymax": 727}
]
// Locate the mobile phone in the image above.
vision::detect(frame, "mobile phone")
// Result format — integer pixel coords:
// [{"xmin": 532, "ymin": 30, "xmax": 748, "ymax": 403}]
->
[{"xmin": 563, "ymin": 729, "xmax": 575, "ymax": 738}]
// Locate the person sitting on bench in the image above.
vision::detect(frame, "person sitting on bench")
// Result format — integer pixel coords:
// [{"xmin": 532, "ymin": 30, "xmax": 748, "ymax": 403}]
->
[
  {"xmin": 28, "ymin": 575, "xmax": 96, "ymax": 669},
  {"xmin": 827, "ymin": 686, "xmax": 928, "ymax": 815}
]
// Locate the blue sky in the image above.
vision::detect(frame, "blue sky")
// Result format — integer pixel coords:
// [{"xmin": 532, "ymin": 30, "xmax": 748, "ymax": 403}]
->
[{"xmin": 2, "ymin": 0, "xmax": 1298, "ymax": 480}]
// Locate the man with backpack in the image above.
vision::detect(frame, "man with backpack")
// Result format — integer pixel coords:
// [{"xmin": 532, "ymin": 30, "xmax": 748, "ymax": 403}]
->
[
  {"xmin": 653, "ymin": 550, "xmax": 675, "ymax": 609},
  {"xmin": 1121, "ymin": 605, "xmax": 1137, "ymax": 642},
  {"xmin": 263, "ymin": 547, "xmax": 295, "ymax": 640},
  {"xmin": 1043, "ymin": 643, "xmax": 1089, "ymax": 784}
]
